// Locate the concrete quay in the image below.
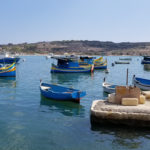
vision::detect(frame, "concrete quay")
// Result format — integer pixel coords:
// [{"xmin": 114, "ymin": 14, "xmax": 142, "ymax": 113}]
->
[{"xmin": 91, "ymin": 100, "xmax": 150, "ymax": 127}]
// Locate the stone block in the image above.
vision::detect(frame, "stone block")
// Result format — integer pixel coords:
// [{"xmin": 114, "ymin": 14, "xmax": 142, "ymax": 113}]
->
[
  {"xmin": 121, "ymin": 98, "xmax": 138, "ymax": 106},
  {"xmin": 142, "ymin": 91, "xmax": 150, "ymax": 99},
  {"xmin": 140, "ymin": 95, "xmax": 145, "ymax": 104},
  {"xmin": 108, "ymin": 93, "xmax": 116, "ymax": 103}
]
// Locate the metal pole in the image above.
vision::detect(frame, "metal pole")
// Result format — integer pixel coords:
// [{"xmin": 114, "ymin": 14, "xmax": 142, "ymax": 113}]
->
[{"xmin": 126, "ymin": 68, "xmax": 128, "ymax": 86}]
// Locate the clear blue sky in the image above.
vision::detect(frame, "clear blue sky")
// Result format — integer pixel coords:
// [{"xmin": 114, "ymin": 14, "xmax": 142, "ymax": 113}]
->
[{"xmin": 0, "ymin": 0, "xmax": 150, "ymax": 44}]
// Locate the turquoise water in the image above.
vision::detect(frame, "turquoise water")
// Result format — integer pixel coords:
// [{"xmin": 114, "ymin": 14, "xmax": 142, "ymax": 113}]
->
[{"xmin": 0, "ymin": 56, "xmax": 150, "ymax": 150}]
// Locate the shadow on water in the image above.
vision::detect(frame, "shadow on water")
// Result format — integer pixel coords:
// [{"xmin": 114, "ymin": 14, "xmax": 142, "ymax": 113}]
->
[
  {"xmin": 91, "ymin": 123, "xmax": 150, "ymax": 149},
  {"xmin": 40, "ymin": 95, "xmax": 85, "ymax": 117},
  {"xmin": 103, "ymin": 91, "xmax": 109, "ymax": 97},
  {"xmin": 0, "ymin": 77, "xmax": 16, "ymax": 88}
]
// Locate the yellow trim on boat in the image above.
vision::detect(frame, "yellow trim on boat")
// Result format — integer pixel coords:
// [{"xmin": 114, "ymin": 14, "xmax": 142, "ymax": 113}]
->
[{"xmin": 0, "ymin": 63, "xmax": 15, "ymax": 70}]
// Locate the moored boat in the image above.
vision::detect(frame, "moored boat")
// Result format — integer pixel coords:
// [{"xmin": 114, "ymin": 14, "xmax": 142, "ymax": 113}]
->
[
  {"xmin": 119, "ymin": 58, "xmax": 132, "ymax": 61},
  {"xmin": 94, "ymin": 61, "xmax": 107, "ymax": 69},
  {"xmin": 0, "ymin": 53, "xmax": 20, "ymax": 63},
  {"xmin": 102, "ymin": 82, "xmax": 117, "ymax": 93},
  {"xmin": 40, "ymin": 82, "xmax": 86, "ymax": 103},
  {"xmin": 94, "ymin": 57, "xmax": 107, "ymax": 69},
  {"xmin": 141, "ymin": 56, "xmax": 150, "ymax": 64},
  {"xmin": 115, "ymin": 61, "xmax": 130, "ymax": 64},
  {"xmin": 0, "ymin": 63, "xmax": 16, "ymax": 77},
  {"xmin": 132, "ymin": 75, "xmax": 150, "ymax": 90},
  {"xmin": 79, "ymin": 56, "xmax": 94, "ymax": 65},
  {"xmin": 51, "ymin": 56, "xmax": 92, "ymax": 73}
]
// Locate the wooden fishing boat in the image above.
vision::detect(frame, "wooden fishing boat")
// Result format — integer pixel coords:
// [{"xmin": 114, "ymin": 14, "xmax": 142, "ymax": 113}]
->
[
  {"xmin": 0, "ymin": 57, "xmax": 20, "ymax": 63},
  {"xmin": 102, "ymin": 77, "xmax": 119, "ymax": 93},
  {"xmin": 115, "ymin": 61, "xmax": 130, "ymax": 64},
  {"xmin": 79, "ymin": 56, "xmax": 95, "ymax": 65},
  {"xmin": 40, "ymin": 82, "xmax": 86, "ymax": 103},
  {"xmin": 0, "ymin": 63, "xmax": 16, "ymax": 77},
  {"xmin": 102, "ymin": 82, "xmax": 117, "ymax": 93},
  {"xmin": 0, "ymin": 53, "xmax": 20, "ymax": 63},
  {"xmin": 94, "ymin": 62, "xmax": 107, "ymax": 69},
  {"xmin": 94, "ymin": 57, "xmax": 107, "ymax": 69},
  {"xmin": 51, "ymin": 56, "xmax": 92, "ymax": 73},
  {"xmin": 132, "ymin": 76, "xmax": 150, "ymax": 90},
  {"xmin": 78, "ymin": 56, "xmax": 107, "ymax": 69},
  {"xmin": 141, "ymin": 56, "xmax": 150, "ymax": 64}
]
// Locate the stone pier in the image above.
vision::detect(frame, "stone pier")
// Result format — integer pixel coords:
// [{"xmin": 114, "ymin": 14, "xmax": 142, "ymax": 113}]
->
[{"xmin": 91, "ymin": 100, "xmax": 150, "ymax": 127}]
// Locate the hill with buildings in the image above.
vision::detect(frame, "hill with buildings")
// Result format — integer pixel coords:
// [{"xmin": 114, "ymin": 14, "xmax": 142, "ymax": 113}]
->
[{"xmin": 1, "ymin": 40, "xmax": 150, "ymax": 55}]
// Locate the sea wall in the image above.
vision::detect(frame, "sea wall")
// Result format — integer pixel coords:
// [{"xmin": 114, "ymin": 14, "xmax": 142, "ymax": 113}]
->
[{"xmin": 91, "ymin": 100, "xmax": 150, "ymax": 127}]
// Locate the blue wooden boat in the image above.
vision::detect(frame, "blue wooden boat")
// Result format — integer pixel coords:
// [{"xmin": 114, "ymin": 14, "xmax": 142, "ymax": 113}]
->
[
  {"xmin": 0, "ymin": 57, "xmax": 20, "ymax": 63},
  {"xmin": 0, "ymin": 63, "xmax": 16, "ymax": 77},
  {"xmin": 141, "ymin": 56, "xmax": 150, "ymax": 64},
  {"xmin": 40, "ymin": 82, "xmax": 86, "ymax": 103},
  {"xmin": 132, "ymin": 76, "xmax": 150, "ymax": 90},
  {"xmin": 102, "ymin": 78, "xmax": 119, "ymax": 93},
  {"xmin": 94, "ymin": 57, "xmax": 107, "ymax": 69},
  {"xmin": 0, "ymin": 53, "xmax": 20, "ymax": 63},
  {"xmin": 51, "ymin": 56, "xmax": 92, "ymax": 73},
  {"xmin": 94, "ymin": 63, "xmax": 107, "ymax": 69},
  {"xmin": 79, "ymin": 56, "xmax": 107, "ymax": 69},
  {"xmin": 102, "ymin": 82, "xmax": 117, "ymax": 93},
  {"xmin": 79, "ymin": 56, "xmax": 95, "ymax": 65}
]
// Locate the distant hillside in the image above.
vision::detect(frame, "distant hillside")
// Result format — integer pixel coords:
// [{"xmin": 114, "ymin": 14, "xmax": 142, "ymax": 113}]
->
[{"xmin": 1, "ymin": 40, "xmax": 150, "ymax": 55}]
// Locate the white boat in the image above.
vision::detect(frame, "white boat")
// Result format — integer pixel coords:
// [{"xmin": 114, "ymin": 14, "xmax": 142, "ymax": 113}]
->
[{"xmin": 102, "ymin": 82, "xmax": 117, "ymax": 94}]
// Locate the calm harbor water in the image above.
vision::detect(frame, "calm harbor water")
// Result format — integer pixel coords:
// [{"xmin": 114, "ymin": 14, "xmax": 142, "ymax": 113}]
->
[{"xmin": 0, "ymin": 56, "xmax": 150, "ymax": 150}]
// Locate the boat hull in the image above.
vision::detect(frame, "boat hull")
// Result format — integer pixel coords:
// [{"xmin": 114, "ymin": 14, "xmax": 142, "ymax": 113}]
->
[
  {"xmin": 94, "ymin": 65, "xmax": 107, "ymax": 69},
  {"xmin": 141, "ymin": 60, "xmax": 150, "ymax": 64},
  {"xmin": 133, "ymin": 77, "xmax": 150, "ymax": 90},
  {"xmin": 51, "ymin": 64, "xmax": 91, "ymax": 73},
  {"xmin": 0, "ymin": 57, "xmax": 20, "ymax": 63},
  {"xmin": 0, "ymin": 63, "xmax": 16, "ymax": 77},
  {"xmin": 102, "ymin": 82, "xmax": 116, "ymax": 94},
  {"xmin": 0, "ymin": 70, "xmax": 16, "ymax": 77},
  {"xmin": 40, "ymin": 83, "xmax": 86, "ymax": 102}
]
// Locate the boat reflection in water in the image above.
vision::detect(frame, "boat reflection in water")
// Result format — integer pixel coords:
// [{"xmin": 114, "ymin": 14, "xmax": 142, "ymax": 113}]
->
[
  {"xmin": 40, "ymin": 95, "xmax": 85, "ymax": 117},
  {"xmin": 144, "ymin": 64, "xmax": 150, "ymax": 71},
  {"xmin": 0, "ymin": 77, "xmax": 16, "ymax": 88},
  {"xmin": 51, "ymin": 72, "xmax": 92, "ymax": 85}
]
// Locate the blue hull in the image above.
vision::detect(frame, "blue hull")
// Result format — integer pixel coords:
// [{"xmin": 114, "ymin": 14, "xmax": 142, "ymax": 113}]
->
[
  {"xmin": 41, "ymin": 89, "xmax": 74, "ymax": 100},
  {"xmin": 0, "ymin": 70, "xmax": 16, "ymax": 77},
  {"xmin": 40, "ymin": 83, "xmax": 86, "ymax": 102},
  {"xmin": 94, "ymin": 65, "xmax": 107, "ymax": 69},
  {"xmin": 51, "ymin": 69, "xmax": 91, "ymax": 73},
  {"xmin": 0, "ymin": 57, "xmax": 20, "ymax": 63},
  {"xmin": 141, "ymin": 60, "xmax": 150, "ymax": 64},
  {"xmin": 133, "ymin": 76, "xmax": 150, "ymax": 90},
  {"xmin": 0, "ymin": 63, "xmax": 16, "ymax": 77},
  {"xmin": 51, "ymin": 65, "xmax": 91, "ymax": 73}
]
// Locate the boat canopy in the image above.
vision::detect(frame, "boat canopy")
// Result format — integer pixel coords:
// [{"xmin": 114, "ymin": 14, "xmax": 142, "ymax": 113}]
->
[{"xmin": 55, "ymin": 57, "xmax": 80, "ymax": 68}]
